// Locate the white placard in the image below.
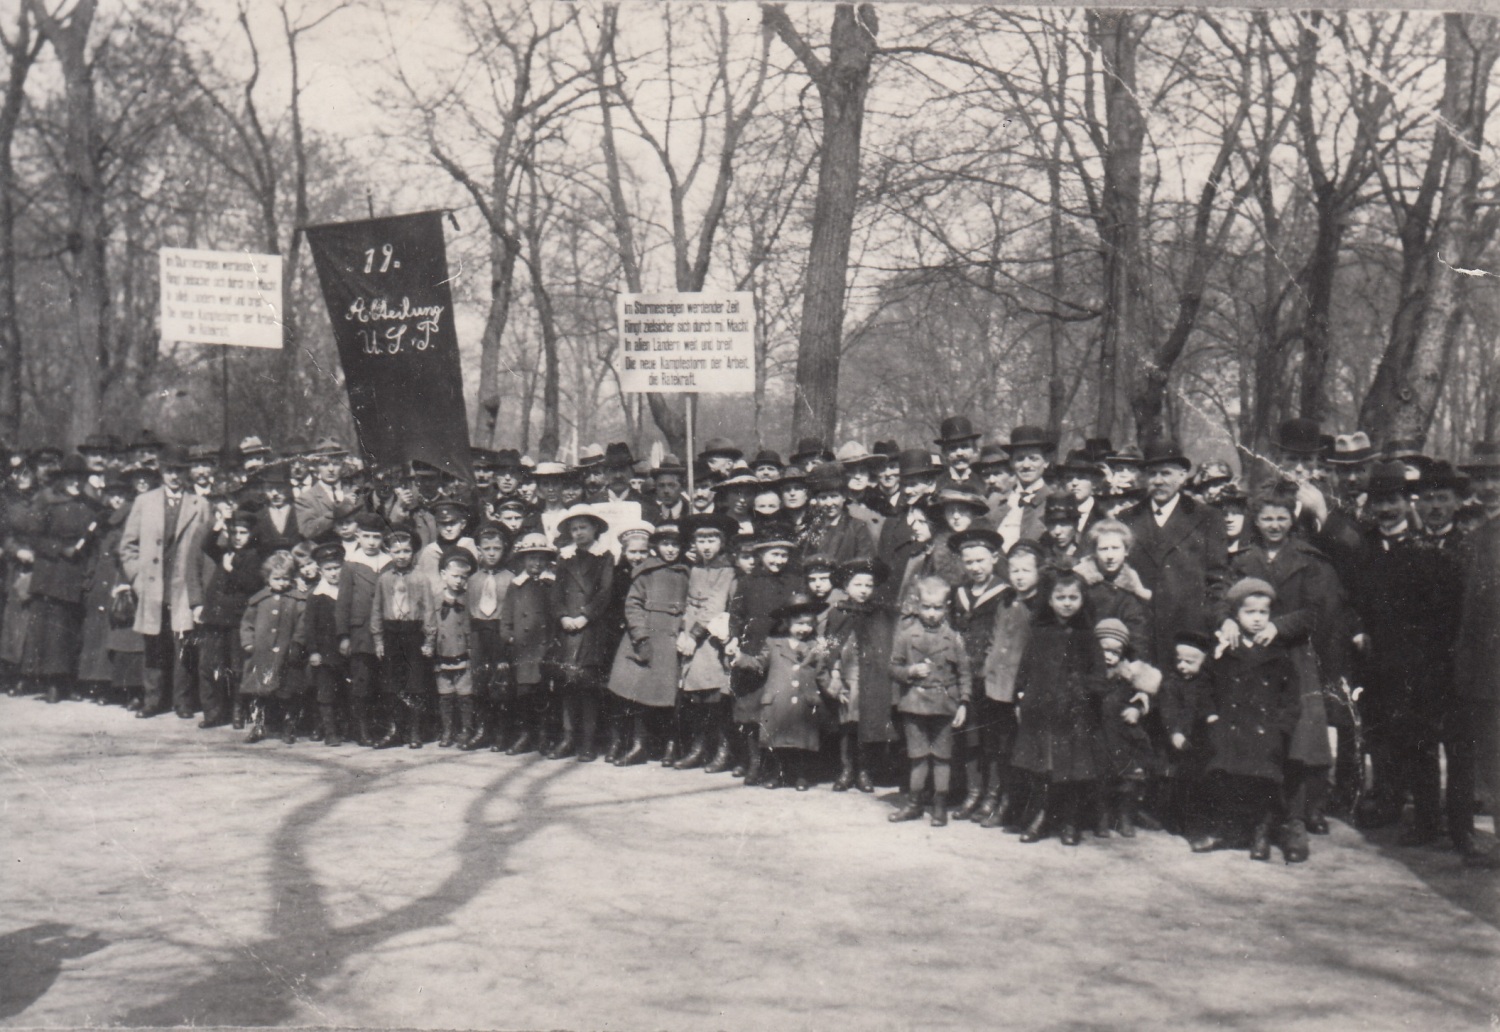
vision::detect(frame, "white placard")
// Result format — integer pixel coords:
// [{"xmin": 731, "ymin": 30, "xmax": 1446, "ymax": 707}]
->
[
  {"xmin": 160, "ymin": 247, "xmax": 284, "ymax": 349},
  {"xmin": 618, "ymin": 291, "xmax": 754, "ymax": 393}
]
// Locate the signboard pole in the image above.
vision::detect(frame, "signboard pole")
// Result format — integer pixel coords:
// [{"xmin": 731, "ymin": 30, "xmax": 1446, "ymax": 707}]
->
[
  {"xmin": 686, "ymin": 393, "xmax": 696, "ymax": 499},
  {"xmin": 221, "ymin": 348, "xmax": 230, "ymax": 450}
]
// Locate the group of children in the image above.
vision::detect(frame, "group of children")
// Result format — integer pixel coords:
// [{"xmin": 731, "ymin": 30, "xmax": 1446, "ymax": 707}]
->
[{"xmin": 178, "ymin": 491, "xmax": 1323, "ymax": 865}]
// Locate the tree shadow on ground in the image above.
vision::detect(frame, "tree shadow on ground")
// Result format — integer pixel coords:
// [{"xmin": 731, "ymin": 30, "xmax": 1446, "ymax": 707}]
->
[
  {"xmin": 0, "ymin": 923, "xmax": 110, "ymax": 1019},
  {"xmin": 1354, "ymin": 824, "xmax": 1500, "ymax": 931},
  {"xmin": 117, "ymin": 753, "xmax": 576, "ymax": 1027}
]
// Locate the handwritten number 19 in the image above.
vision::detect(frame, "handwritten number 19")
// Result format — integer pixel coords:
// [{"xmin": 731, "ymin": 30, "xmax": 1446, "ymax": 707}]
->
[{"xmin": 363, "ymin": 243, "xmax": 394, "ymax": 274}]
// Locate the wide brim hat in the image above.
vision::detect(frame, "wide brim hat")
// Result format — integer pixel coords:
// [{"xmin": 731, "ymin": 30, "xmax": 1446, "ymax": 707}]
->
[
  {"xmin": 946, "ymin": 527, "xmax": 1006, "ymax": 555},
  {"xmin": 897, "ymin": 448, "xmax": 942, "ymax": 479},
  {"xmin": 1193, "ymin": 460, "xmax": 1234, "ymax": 488},
  {"xmin": 1326, "ymin": 432, "xmax": 1377, "ymax": 466},
  {"xmin": 712, "ymin": 472, "xmax": 762, "ymax": 496},
  {"xmin": 1004, "ymin": 425, "xmax": 1056, "ymax": 454},
  {"xmin": 1105, "ymin": 443, "xmax": 1145, "ymax": 466},
  {"xmin": 699, "ymin": 437, "xmax": 744, "ymax": 461},
  {"xmin": 557, "ymin": 505, "xmax": 609, "ymax": 536},
  {"xmin": 776, "ymin": 468, "xmax": 809, "ymax": 488},
  {"xmin": 1139, "ymin": 438, "xmax": 1191, "ymax": 471},
  {"xmin": 835, "ymin": 441, "xmax": 877, "ymax": 466},
  {"xmin": 531, "ymin": 461, "xmax": 573, "ymax": 479},
  {"xmin": 788, "ymin": 437, "xmax": 833, "ymax": 467},
  {"xmin": 770, "ymin": 595, "xmax": 828, "ymax": 623},
  {"xmin": 307, "ymin": 437, "xmax": 349, "ymax": 459},
  {"xmin": 932, "ymin": 487, "xmax": 989, "ymax": 515},
  {"xmin": 237, "ymin": 435, "xmax": 273, "ymax": 457},
  {"xmin": 512, "ymin": 533, "xmax": 558, "ymax": 557},
  {"xmin": 129, "ymin": 429, "xmax": 167, "ymax": 451},
  {"xmin": 576, "ymin": 443, "xmax": 607, "ymax": 468},
  {"xmin": 1457, "ymin": 441, "xmax": 1500, "ymax": 476},
  {"xmin": 934, "ymin": 415, "xmax": 982, "ymax": 447},
  {"xmin": 652, "ymin": 453, "xmax": 688, "ymax": 477},
  {"xmin": 1365, "ymin": 460, "xmax": 1415, "ymax": 497},
  {"xmin": 603, "ymin": 442, "xmax": 635, "ymax": 468},
  {"xmin": 1270, "ymin": 417, "xmax": 1324, "ymax": 455},
  {"xmin": 47, "ymin": 454, "xmax": 90, "ymax": 480},
  {"xmin": 680, "ymin": 512, "xmax": 740, "ymax": 541},
  {"xmin": 838, "ymin": 556, "xmax": 891, "ymax": 587}
]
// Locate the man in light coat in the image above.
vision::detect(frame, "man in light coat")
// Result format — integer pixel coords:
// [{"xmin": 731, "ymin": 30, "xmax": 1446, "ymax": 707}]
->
[{"xmin": 119, "ymin": 444, "xmax": 212, "ymax": 718}]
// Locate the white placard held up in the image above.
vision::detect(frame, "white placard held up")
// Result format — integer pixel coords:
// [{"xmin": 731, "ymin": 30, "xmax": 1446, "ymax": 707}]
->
[
  {"xmin": 617, "ymin": 291, "xmax": 754, "ymax": 393},
  {"xmin": 160, "ymin": 247, "xmax": 284, "ymax": 349}
]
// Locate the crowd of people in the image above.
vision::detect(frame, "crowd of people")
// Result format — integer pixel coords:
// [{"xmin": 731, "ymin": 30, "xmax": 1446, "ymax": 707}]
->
[{"xmin": 3, "ymin": 416, "xmax": 1497, "ymax": 867}]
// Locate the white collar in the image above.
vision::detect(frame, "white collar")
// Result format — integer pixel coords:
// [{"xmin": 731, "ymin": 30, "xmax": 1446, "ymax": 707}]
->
[
  {"xmin": 313, "ymin": 580, "xmax": 339, "ymax": 599},
  {"xmin": 347, "ymin": 551, "xmax": 389, "ymax": 572},
  {"xmin": 1153, "ymin": 494, "xmax": 1181, "ymax": 520}
]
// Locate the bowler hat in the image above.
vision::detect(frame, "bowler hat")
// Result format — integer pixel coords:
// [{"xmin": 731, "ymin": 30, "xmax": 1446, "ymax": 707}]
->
[
  {"xmin": 493, "ymin": 448, "xmax": 522, "ymax": 471},
  {"xmin": 48, "ymin": 454, "xmax": 90, "ymax": 480},
  {"xmin": 934, "ymin": 416, "xmax": 982, "ymax": 447},
  {"xmin": 1414, "ymin": 460, "xmax": 1467, "ymax": 495},
  {"xmin": 1326, "ymin": 432, "xmax": 1376, "ymax": 465},
  {"xmin": 1383, "ymin": 438, "xmax": 1426, "ymax": 461},
  {"xmin": 603, "ymin": 442, "xmax": 635, "ymax": 469},
  {"xmin": 1081, "ymin": 438, "xmax": 1114, "ymax": 463},
  {"xmin": 750, "ymin": 450, "xmax": 784, "ymax": 471},
  {"xmin": 158, "ymin": 443, "xmax": 194, "ymax": 469},
  {"xmin": 897, "ymin": 448, "xmax": 942, "ymax": 479},
  {"xmin": 1059, "ymin": 451, "xmax": 1104, "ymax": 478},
  {"xmin": 1005, "ymin": 425, "xmax": 1055, "ymax": 454},
  {"xmin": 1271, "ymin": 418, "xmax": 1324, "ymax": 455},
  {"xmin": 788, "ymin": 437, "xmax": 832, "ymax": 467},
  {"xmin": 872, "ymin": 440, "xmax": 901, "ymax": 458},
  {"xmin": 974, "ymin": 444, "xmax": 1011, "ymax": 472},
  {"xmin": 653, "ymin": 453, "xmax": 687, "ymax": 477},
  {"xmin": 806, "ymin": 463, "xmax": 849, "ymax": 495},
  {"xmin": 680, "ymin": 512, "xmax": 739, "ymax": 541},
  {"xmin": 1106, "ymin": 443, "xmax": 1145, "ymax": 467},
  {"xmin": 700, "ymin": 437, "xmax": 744, "ymax": 461},
  {"xmin": 1140, "ymin": 438, "xmax": 1191, "ymax": 471},
  {"xmin": 1365, "ymin": 460, "xmax": 1413, "ymax": 497}
]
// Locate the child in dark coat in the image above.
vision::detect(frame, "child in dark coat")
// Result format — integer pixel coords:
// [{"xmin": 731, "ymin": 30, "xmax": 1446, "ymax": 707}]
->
[
  {"xmin": 335, "ymin": 511, "xmax": 390, "ymax": 746},
  {"xmin": 1010, "ymin": 569, "xmax": 1112, "ymax": 846},
  {"xmin": 946, "ymin": 528, "xmax": 1010, "ymax": 820},
  {"xmin": 888, "ymin": 576, "xmax": 972, "ymax": 826},
  {"xmin": 725, "ymin": 536, "xmax": 800, "ymax": 784},
  {"xmin": 1159, "ymin": 631, "xmax": 1214, "ymax": 837},
  {"xmin": 1192, "ymin": 578, "xmax": 1302, "ymax": 862},
  {"xmin": 823, "ymin": 557, "xmax": 898, "ymax": 793},
  {"xmin": 549, "ymin": 509, "xmax": 616, "ymax": 761},
  {"xmin": 976, "ymin": 542, "xmax": 1044, "ymax": 830},
  {"xmin": 1095, "ymin": 618, "xmax": 1162, "ymax": 837},
  {"xmin": 499, "ymin": 532, "xmax": 558, "ymax": 755},
  {"xmin": 240, "ymin": 550, "xmax": 307, "ymax": 744},
  {"xmin": 732, "ymin": 595, "xmax": 832, "ymax": 790},
  {"xmin": 304, "ymin": 541, "xmax": 348, "ymax": 745},
  {"xmin": 196, "ymin": 510, "xmax": 265, "ymax": 729}
]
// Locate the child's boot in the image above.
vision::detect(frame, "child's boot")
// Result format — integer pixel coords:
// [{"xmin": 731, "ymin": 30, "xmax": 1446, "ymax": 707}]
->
[
  {"xmin": 438, "ymin": 696, "xmax": 457, "ymax": 747},
  {"xmin": 1282, "ymin": 818, "xmax": 1310, "ymax": 864},
  {"xmin": 457, "ymin": 696, "xmax": 476, "ymax": 749},
  {"xmin": 617, "ymin": 712, "xmax": 649, "ymax": 766},
  {"xmin": 833, "ymin": 732, "xmax": 855, "ymax": 791},
  {"xmin": 674, "ymin": 709, "xmax": 708, "ymax": 769},
  {"xmin": 1019, "ymin": 788, "xmax": 1050, "ymax": 843},
  {"xmin": 743, "ymin": 732, "xmax": 764, "ymax": 787},
  {"xmin": 931, "ymin": 794, "xmax": 949, "ymax": 827},
  {"xmin": 245, "ymin": 700, "xmax": 266, "ymax": 744},
  {"xmin": 232, "ymin": 695, "xmax": 246, "ymax": 730},
  {"xmin": 1118, "ymin": 783, "xmax": 1141, "ymax": 838},
  {"xmin": 889, "ymin": 794, "xmax": 925, "ymax": 822},
  {"xmin": 1250, "ymin": 818, "xmax": 1273, "ymax": 861},
  {"xmin": 279, "ymin": 701, "xmax": 297, "ymax": 745},
  {"xmin": 321, "ymin": 704, "xmax": 343, "ymax": 747},
  {"xmin": 1094, "ymin": 782, "xmax": 1113, "ymax": 838}
]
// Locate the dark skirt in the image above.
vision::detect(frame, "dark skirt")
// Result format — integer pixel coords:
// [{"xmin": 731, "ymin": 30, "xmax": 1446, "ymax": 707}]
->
[
  {"xmin": 77, "ymin": 590, "xmax": 115, "ymax": 683},
  {"xmin": 1, "ymin": 571, "xmax": 31, "ymax": 667},
  {"xmin": 21, "ymin": 597, "xmax": 82, "ymax": 678},
  {"xmin": 112, "ymin": 650, "xmax": 144, "ymax": 690}
]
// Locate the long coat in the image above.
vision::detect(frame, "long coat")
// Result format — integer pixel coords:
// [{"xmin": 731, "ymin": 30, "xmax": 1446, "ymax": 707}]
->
[
  {"xmin": 1202, "ymin": 643, "xmax": 1300, "ymax": 783},
  {"xmin": 1455, "ymin": 515, "xmax": 1500, "ymax": 706},
  {"xmin": 608, "ymin": 557, "xmax": 689, "ymax": 708},
  {"xmin": 119, "ymin": 488, "xmax": 212, "ymax": 636},
  {"xmin": 334, "ymin": 557, "xmax": 384, "ymax": 655},
  {"xmin": 1123, "ymin": 494, "xmax": 1228, "ymax": 665},
  {"xmin": 737, "ymin": 636, "xmax": 831, "ymax": 751},
  {"xmin": 727, "ymin": 567, "xmax": 801, "ymax": 721},
  {"xmin": 680, "ymin": 556, "xmax": 736, "ymax": 694},
  {"xmin": 1228, "ymin": 539, "xmax": 1339, "ymax": 766},
  {"xmin": 980, "ymin": 590, "xmax": 1038, "ymax": 703},
  {"xmin": 78, "ymin": 507, "xmax": 129, "ymax": 683},
  {"xmin": 197, "ymin": 535, "xmax": 266, "ymax": 630},
  {"xmin": 500, "ymin": 571, "xmax": 556, "ymax": 687},
  {"xmin": 1010, "ymin": 610, "xmax": 1112, "ymax": 782},
  {"xmin": 551, "ymin": 548, "xmax": 616, "ymax": 674},
  {"xmin": 825, "ymin": 598, "xmax": 899, "ymax": 743},
  {"xmin": 239, "ymin": 587, "xmax": 306, "ymax": 698},
  {"xmin": 29, "ymin": 489, "xmax": 101, "ymax": 604}
]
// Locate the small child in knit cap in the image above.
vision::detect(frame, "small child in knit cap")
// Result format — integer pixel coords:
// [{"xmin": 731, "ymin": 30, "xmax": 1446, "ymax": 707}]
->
[{"xmin": 1094, "ymin": 618, "xmax": 1162, "ymax": 837}]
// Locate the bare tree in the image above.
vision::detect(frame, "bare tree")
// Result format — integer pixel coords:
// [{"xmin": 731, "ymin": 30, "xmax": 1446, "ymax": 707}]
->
[{"xmin": 0, "ymin": 2, "xmax": 42, "ymax": 440}]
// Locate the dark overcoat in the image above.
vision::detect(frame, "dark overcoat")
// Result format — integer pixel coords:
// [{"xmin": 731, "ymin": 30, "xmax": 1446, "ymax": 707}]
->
[
  {"xmin": 825, "ymin": 598, "xmax": 899, "ymax": 743},
  {"xmin": 608, "ymin": 557, "xmax": 689, "ymax": 708},
  {"xmin": 239, "ymin": 587, "xmax": 306, "ymax": 698},
  {"xmin": 551, "ymin": 548, "xmax": 616, "ymax": 674},
  {"xmin": 1202, "ymin": 642, "xmax": 1300, "ymax": 783},
  {"xmin": 501, "ymin": 571, "xmax": 556, "ymax": 687},
  {"xmin": 737, "ymin": 636, "xmax": 831, "ymax": 751},
  {"xmin": 727, "ymin": 567, "xmax": 800, "ymax": 722},
  {"xmin": 1123, "ymin": 494, "xmax": 1228, "ymax": 665},
  {"xmin": 1010, "ymin": 610, "xmax": 1112, "ymax": 783}
]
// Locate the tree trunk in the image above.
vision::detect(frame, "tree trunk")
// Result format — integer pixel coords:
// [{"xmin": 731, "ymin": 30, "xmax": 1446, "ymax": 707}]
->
[
  {"xmin": 766, "ymin": 3, "xmax": 878, "ymax": 446},
  {"xmin": 0, "ymin": 5, "xmax": 38, "ymax": 443},
  {"xmin": 1090, "ymin": 10, "xmax": 1145, "ymax": 443},
  {"xmin": 474, "ymin": 225, "xmax": 518, "ymax": 448},
  {"xmin": 1360, "ymin": 14, "xmax": 1500, "ymax": 445},
  {"xmin": 31, "ymin": 0, "xmax": 107, "ymax": 446},
  {"xmin": 1296, "ymin": 192, "xmax": 1342, "ymax": 422},
  {"xmin": 523, "ymin": 178, "xmax": 561, "ymax": 461}
]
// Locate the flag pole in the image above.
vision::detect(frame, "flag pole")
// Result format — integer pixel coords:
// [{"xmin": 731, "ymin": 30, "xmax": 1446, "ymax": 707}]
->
[{"xmin": 686, "ymin": 393, "xmax": 696, "ymax": 500}]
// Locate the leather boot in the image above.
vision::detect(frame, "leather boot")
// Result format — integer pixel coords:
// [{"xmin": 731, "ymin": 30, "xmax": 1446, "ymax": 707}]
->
[
  {"xmin": 617, "ymin": 716, "xmax": 649, "ymax": 766},
  {"xmin": 465, "ymin": 699, "xmax": 487, "ymax": 751},
  {"xmin": 438, "ymin": 696, "xmax": 457, "ymax": 747},
  {"xmin": 888, "ymin": 796, "xmax": 925, "ymax": 822},
  {"xmin": 279, "ymin": 701, "xmax": 297, "ymax": 745},
  {"xmin": 505, "ymin": 729, "xmax": 535, "ymax": 755},
  {"xmin": 1018, "ymin": 801, "xmax": 1049, "ymax": 843},
  {"xmin": 930, "ymin": 797, "xmax": 949, "ymax": 827},
  {"xmin": 980, "ymin": 792, "xmax": 1011, "ymax": 829},
  {"xmin": 743, "ymin": 738, "xmax": 764, "ymax": 787},
  {"xmin": 952, "ymin": 787, "xmax": 983, "ymax": 822},
  {"xmin": 1250, "ymin": 819, "xmax": 1272, "ymax": 861},
  {"xmin": 832, "ymin": 765, "xmax": 855, "ymax": 792},
  {"xmin": 973, "ymin": 788, "xmax": 1002, "ymax": 822},
  {"xmin": 458, "ymin": 696, "xmax": 476, "ymax": 749},
  {"xmin": 704, "ymin": 732, "xmax": 735, "ymax": 774},
  {"xmin": 604, "ymin": 716, "xmax": 626, "ymax": 764},
  {"xmin": 674, "ymin": 712, "xmax": 708, "ymax": 769},
  {"xmin": 549, "ymin": 732, "xmax": 576, "ymax": 760},
  {"xmin": 855, "ymin": 769, "xmax": 875, "ymax": 793},
  {"xmin": 1094, "ymin": 790, "xmax": 1113, "ymax": 839},
  {"xmin": 232, "ymin": 696, "xmax": 246, "ymax": 730},
  {"xmin": 373, "ymin": 711, "xmax": 400, "ymax": 749},
  {"xmin": 350, "ymin": 701, "xmax": 371, "ymax": 746},
  {"xmin": 406, "ymin": 703, "xmax": 424, "ymax": 749},
  {"xmin": 1117, "ymin": 785, "xmax": 1139, "ymax": 838},
  {"xmin": 1282, "ymin": 818, "xmax": 1310, "ymax": 863},
  {"xmin": 321, "ymin": 704, "xmax": 343, "ymax": 747},
  {"xmin": 245, "ymin": 701, "xmax": 266, "ymax": 744},
  {"xmin": 46, "ymin": 680, "xmax": 61, "ymax": 704},
  {"xmin": 661, "ymin": 737, "xmax": 680, "ymax": 767}
]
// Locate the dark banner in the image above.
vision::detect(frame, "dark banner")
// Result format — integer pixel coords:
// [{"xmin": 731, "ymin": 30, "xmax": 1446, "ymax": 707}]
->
[{"xmin": 306, "ymin": 210, "xmax": 471, "ymax": 481}]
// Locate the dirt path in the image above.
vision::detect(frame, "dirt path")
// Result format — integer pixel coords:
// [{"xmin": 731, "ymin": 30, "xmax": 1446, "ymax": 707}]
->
[{"xmin": 2, "ymin": 696, "xmax": 1497, "ymax": 1030}]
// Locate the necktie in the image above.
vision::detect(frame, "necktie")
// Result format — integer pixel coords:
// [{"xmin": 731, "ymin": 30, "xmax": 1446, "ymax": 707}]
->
[
  {"xmin": 478, "ymin": 573, "xmax": 499, "ymax": 618},
  {"xmin": 392, "ymin": 574, "xmax": 410, "ymax": 619}
]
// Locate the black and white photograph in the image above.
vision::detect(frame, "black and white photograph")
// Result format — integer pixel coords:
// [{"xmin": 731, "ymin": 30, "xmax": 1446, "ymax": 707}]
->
[{"xmin": 1, "ymin": 0, "xmax": 1498, "ymax": 1028}]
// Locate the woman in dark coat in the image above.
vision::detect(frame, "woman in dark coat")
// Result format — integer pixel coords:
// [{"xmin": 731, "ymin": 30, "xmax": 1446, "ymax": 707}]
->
[
  {"xmin": 608, "ymin": 529, "xmax": 690, "ymax": 764},
  {"xmin": 77, "ymin": 480, "xmax": 133, "ymax": 698},
  {"xmin": 1224, "ymin": 492, "xmax": 1340, "ymax": 854},
  {"xmin": 0, "ymin": 463, "xmax": 42, "ymax": 687},
  {"xmin": 22, "ymin": 459, "xmax": 101, "ymax": 701},
  {"xmin": 1010, "ymin": 570, "xmax": 1112, "ymax": 845}
]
